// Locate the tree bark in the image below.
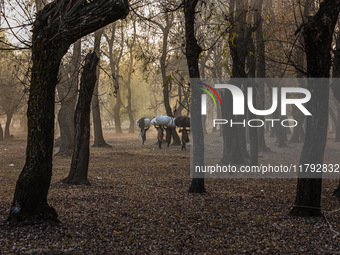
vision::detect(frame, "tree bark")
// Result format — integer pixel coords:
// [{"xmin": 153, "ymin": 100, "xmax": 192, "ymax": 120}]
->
[
  {"xmin": 105, "ymin": 23, "xmax": 124, "ymax": 134},
  {"xmin": 113, "ymin": 93, "xmax": 123, "ymax": 133},
  {"xmin": 290, "ymin": 107, "xmax": 305, "ymax": 143},
  {"xmin": 223, "ymin": 0, "xmax": 251, "ymax": 163},
  {"xmin": 92, "ymin": 28, "xmax": 111, "ymax": 147},
  {"xmin": 126, "ymin": 21, "xmax": 136, "ymax": 133},
  {"xmin": 254, "ymin": 0, "xmax": 269, "ymax": 152},
  {"xmin": 184, "ymin": 0, "xmax": 205, "ymax": 193},
  {"xmin": 290, "ymin": 0, "xmax": 340, "ymax": 217},
  {"xmin": 5, "ymin": 111, "xmax": 13, "ymax": 138},
  {"xmin": 8, "ymin": 0, "xmax": 129, "ymax": 223},
  {"xmin": 0, "ymin": 124, "xmax": 3, "ymax": 141},
  {"xmin": 56, "ymin": 39, "xmax": 81, "ymax": 156},
  {"xmin": 149, "ymin": 11, "xmax": 182, "ymax": 145},
  {"xmin": 62, "ymin": 52, "xmax": 99, "ymax": 185}
]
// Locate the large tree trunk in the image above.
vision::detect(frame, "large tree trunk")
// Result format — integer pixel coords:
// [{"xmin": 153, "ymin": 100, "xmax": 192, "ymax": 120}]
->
[
  {"xmin": 5, "ymin": 111, "xmax": 13, "ymax": 138},
  {"xmin": 62, "ymin": 52, "xmax": 98, "ymax": 185},
  {"xmin": 223, "ymin": 0, "xmax": 251, "ymax": 163},
  {"xmin": 184, "ymin": 0, "xmax": 205, "ymax": 193},
  {"xmin": 290, "ymin": 0, "xmax": 340, "ymax": 217},
  {"xmin": 92, "ymin": 28, "xmax": 111, "ymax": 147},
  {"xmin": 8, "ymin": 0, "xmax": 129, "ymax": 223},
  {"xmin": 220, "ymin": 90, "xmax": 244, "ymax": 164},
  {"xmin": 56, "ymin": 39, "xmax": 81, "ymax": 156}
]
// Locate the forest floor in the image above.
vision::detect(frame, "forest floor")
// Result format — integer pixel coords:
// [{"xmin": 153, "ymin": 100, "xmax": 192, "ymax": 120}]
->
[{"xmin": 0, "ymin": 128, "xmax": 339, "ymax": 254}]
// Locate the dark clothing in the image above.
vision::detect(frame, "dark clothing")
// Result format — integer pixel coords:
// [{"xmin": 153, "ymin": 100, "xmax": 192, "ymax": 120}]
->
[
  {"xmin": 179, "ymin": 128, "xmax": 189, "ymax": 151},
  {"xmin": 140, "ymin": 127, "xmax": 149, "ymax": 145},
  {"xmin": 165, "ymin": 127, "xmax": 172, "ymax": 147},
  {"xmin": 157, "ymin": 127, "xmax": 164, "ymax": 149}
]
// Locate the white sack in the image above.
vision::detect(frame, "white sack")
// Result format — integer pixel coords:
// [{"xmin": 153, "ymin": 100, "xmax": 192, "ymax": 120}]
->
[
  {"xmin": 151, "ymin": 115, "xmax": 176, "ymax": 128},
  {"xmin": 136, "ymin": 118, "xmax": 150, "ymax": 129}
]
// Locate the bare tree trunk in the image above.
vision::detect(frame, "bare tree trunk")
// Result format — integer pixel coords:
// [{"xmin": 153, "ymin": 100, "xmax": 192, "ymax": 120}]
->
[
  {"xmin": 113, "ymin": 93, "xmax": 123, "ymax": 133},
  {"xmin": 290, "ymin": 0, "xmax": 340, "ymax": 217},
  {"xmin": 0, "ymin": 124, "xmax": 3, "ymax": 141},
  {"xmin": 290, "ymin": 108, "xmax": 305, "ymax": 142},
  {"xmin": 184, "ymin": 0, "xmax": 205, "ymax": 193},
  {"xmin": 20, "ymin": 116, "xmax": 27, "ymax": 132},
  {"xmin": 8, "ymin": 0, "xmax": 129, "ymax": 223},
  {"xmin": 247, "ymin": 12, "xmax": 258, "ymax": 165},
  {"xmin": 92, "ymin": 29, "xmax": 111, "ymax": 147},
  {"xmin": 105, "ymin": 23, "xmax": 123, "ymax": 134},
  {"xmin": 62, "ymin": 52, "xmax": 99, "ymax": 185},
  {"xmin": 56, "ymin": 39, "xmax": 81, "ymax": 156},
  {"xmin": 223, "ymin": 0, "xmax": 251, "ymax": 163},
  {"xmin": 5, "ymin": 111, "xmax": 13, "ymax": 138},
  {"xmin": 255, "ymin": 0, "xmax": 269, "ymax": 152},
  {"xmin": 126, "ymin": 22, "xmax": 136, "ymax": 133},
  {"xmin": 154, "ymin": 12, "xmax": 181, "ymax": 145}
]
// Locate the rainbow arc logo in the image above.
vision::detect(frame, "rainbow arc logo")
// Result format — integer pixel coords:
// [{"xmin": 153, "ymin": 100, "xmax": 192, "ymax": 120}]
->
[{"xmin": 199, "ymin": 82, "xmax": 222, "ymax": 107}]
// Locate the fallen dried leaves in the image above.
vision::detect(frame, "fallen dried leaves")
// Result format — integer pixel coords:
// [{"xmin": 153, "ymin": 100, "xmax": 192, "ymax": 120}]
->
[{"xmin": 0, "ymin": 131, "xmax": 339, "ymax": 254}]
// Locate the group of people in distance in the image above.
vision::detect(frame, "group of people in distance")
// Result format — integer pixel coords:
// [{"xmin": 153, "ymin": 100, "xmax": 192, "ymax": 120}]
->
[
  {"xmin": 137, "ymin": 116, "xmax": 190, "ymax": 150},
  {"xmin": 155, "ymin": 126, "xmax": 189, "ymax": 150}
]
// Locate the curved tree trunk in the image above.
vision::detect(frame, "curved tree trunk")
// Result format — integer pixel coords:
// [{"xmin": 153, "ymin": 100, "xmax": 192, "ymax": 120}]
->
[
  {"xmin": 290, "ymin": 0, "xmax": 340, "ymax": 217},
  {"xmin": 62, "ymin": 52, "xmax": 99, "ymax": 185},
  {"xmin": 8, "ymin": 0, "xmax": 129, "ymax": 223}
]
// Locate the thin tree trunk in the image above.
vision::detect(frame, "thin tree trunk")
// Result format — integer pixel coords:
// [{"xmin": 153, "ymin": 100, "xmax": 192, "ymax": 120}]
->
[
  {"xmin": 105, "ymin": 23, "xmax": 124, "ymax": 134},
  {"xmin": 247, "ymin": 15, "xmax": 258, "ymax": 165},
  {"xmin": 255, "ymin": 0, "xmax": 269, "ymax": 152},
  {"xmin": 92, "ymin": 28, "xmax": 111, "ymax": 147},
  {"xmin": 5, "ymin": 112, "xmax": 13, "ymax": 138},
  {"xmin": 0, "ymin": 124, "xmax": 3, "ymax": 141},
  {"xmin": 62, "ymin": 52, "xmax": 99, "ymax": 185},
  {"xmin": 126, "ymin": 22, "xmax": 136, "ymax": 133},
  {"xmin": 8, "ymin": 0, "xmax": 129, "ymax": 223},
  {"xmin": 184, "ymin": 0, "xmax": 205, "ymax": 193}
]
